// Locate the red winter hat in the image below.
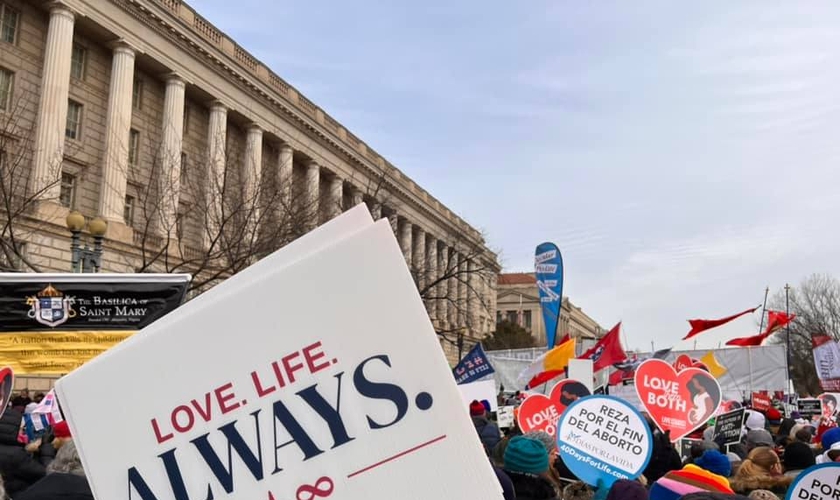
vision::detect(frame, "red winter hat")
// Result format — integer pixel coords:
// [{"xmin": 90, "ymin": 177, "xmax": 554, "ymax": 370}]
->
[
  {"xmin": 766, "ymin": 408, "xmax": 782, "ymax": 422},
  {"xmin": 53, "ymin": 421, "xmax": 71, "ymax": 439},
  {"xmin": 469, "ymin": 400, "xmax": 486, "ymax": 417}
]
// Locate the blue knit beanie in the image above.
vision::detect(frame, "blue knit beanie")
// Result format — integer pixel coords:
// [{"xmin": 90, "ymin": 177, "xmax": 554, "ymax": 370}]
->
[
  {"xmin": 503, "ymin": 436, "xmax": 549, "ymax": 474},
  {"xmin": 821, "ymin": 427, "xmax": 840, "ymax": 450},
  {"xmin": 694, "ymin": 449, "xmax": 732, "ymax": 477}
]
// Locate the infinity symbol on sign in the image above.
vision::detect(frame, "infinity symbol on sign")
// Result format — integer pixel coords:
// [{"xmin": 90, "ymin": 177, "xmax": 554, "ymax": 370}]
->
[{"xmin": 296, "ymin": 476, "xmax": 334, "ymax": 500}]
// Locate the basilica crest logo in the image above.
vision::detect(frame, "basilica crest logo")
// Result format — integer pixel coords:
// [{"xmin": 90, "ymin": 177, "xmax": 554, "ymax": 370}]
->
[{"xmin": 26, "ymin": 284, "xmax": 76, "ymax": 328}]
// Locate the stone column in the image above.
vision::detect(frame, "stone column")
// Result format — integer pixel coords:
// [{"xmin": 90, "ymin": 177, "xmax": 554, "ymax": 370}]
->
[
  {"xmin": 31, "ymin": 5, "xmax": 75, "ymax": 199},
  {"xmin": 350, "ymin": 187, "xmax": 364, "ymax": 209},
  {"xmin": 436, "ymin": 242, "xmax": 448, "ymax": 326},
  {"xmin": 412, "ymin": 226, "xmax": 426, "ymax": 287},
  {"xmin": 467, "ymin": 260, "xmax": 478, "ymax": 332},
  {"xmin": 158, "ymin": 75, "xmax": 186, "ymax": 236},
  {"xmin": 328, "ymin": 175, "xmax": 343, "ymax": 219},
  {"xmin": 205, "ymin": 101, "xmax": 227, "ymax": 248},
  {"xmin": 98, "ymin": 42, "xmax": 136, "ymax": 222},
  {"xmin": 278, "ymin": 144, "xmax": 293, "ymax": 210},
  {"xmin": 305, "ymin": 160, "xmax": 320, "ymax": 230},
  {"xmin": 457, "ymin": 252, "xmax": 467, "ymax": 327},
  {"xmin": 398, "ymin": 219, "xmax": 412, "ymax": 264},
  {"xmin": 370, "ymin": 202, "xmax": 382, "ymax": 220},
  {"xmin": 426, "ymin": 235, "xmax": 437, "ymax": 318},
  {"xmin": 387, "ymin": 210, "xmax": 398, "ymax": 234},
  {"xmin": 243, "ymin": 124, "xmax": 263, "ymax": 232},
  {"xmin": 448, "ymin": 248, "xmax": 458, "ymax": 326}
]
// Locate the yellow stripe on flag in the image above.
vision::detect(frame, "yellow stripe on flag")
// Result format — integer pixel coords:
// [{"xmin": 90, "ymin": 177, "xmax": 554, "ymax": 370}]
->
[
  {"xmin": 701, "ymin": 350, "xmax": 727, "ymax": 378},
  {"xmin": 544, "ymin": 337, "xmax": 576, "ymax": 372}
]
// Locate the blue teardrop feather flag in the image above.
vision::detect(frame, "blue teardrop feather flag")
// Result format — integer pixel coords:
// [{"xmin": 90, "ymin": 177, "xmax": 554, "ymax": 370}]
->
[{"xmin": 534, "ymin": 242, "xmax": 564, "ymax": 349}]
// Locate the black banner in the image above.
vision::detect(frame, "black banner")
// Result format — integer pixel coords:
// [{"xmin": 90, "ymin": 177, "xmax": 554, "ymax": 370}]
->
[
  {"xmin": 0, "ymin": 274, "xmax": 190, "ymax": 331},
  {"xmin": 797, "ymin": 398, "xmax": 823, "ymax": 420},
  {"xmin": 713, "ymin": 408, "xmax": 745, "ymax": 445},
  {"xmin": 679, "ymin": 438, "xmax": 703, "ymax": 461}
]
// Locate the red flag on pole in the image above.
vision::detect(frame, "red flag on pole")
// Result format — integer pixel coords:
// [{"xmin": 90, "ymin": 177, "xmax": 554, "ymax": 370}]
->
[
  {"xmin": 725, "ymin": 311, "xmax": 795, "ymax": 347},
  {"xmin": 683, "ymin": 306, "xmax": 760, "ymax": 340},
  {"xmin": 579, "ymin": 322, "xmax": 627, "ymax": 372}
]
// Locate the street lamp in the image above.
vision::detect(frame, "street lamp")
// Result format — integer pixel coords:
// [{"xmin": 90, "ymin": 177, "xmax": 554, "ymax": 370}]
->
[{"xmin": 65, "ymin": 211, "xmax": 108, "ymax": 273}]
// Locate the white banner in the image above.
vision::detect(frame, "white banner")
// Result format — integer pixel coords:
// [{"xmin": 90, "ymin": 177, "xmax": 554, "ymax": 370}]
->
[
  {"xmin": 56, "ymin": 215, "xmax": 503, "ymax": 500},
  {"xmin": 813, "ymin": 335, "xmax": 840, "ymax": 391}
]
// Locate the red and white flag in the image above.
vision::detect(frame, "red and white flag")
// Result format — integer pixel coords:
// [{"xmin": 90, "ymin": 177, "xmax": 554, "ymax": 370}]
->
[
  {"xmin": 579, "ymin": 322, "xmax": 627, "ymax": 372},
  {"xmin": 30, "ymin": 389, "xmax": 63, "ymax": 431}
]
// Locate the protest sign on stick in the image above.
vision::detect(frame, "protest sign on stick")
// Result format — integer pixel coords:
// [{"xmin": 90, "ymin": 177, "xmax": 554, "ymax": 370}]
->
[
  {"xmin": 713, "ymin": 408, "xmax": 745, "ymax": 446},
  {"xmin": 751, "ymin": 392, "xmax": 772, "ymax": 413},
  {"xmin": 797, "ymin": 398, "xmax": 824, "ymax": 420},
  {"xmin": 56, "ymin": 219, "xmax": 503, "ymax": 500},
  {"xmin": 635, "ymin": 359, "xmax": 722, "ymax": 441},
  {"xmin": 556, "ymin": 395, "xmax": 652, "ymax": 488}
]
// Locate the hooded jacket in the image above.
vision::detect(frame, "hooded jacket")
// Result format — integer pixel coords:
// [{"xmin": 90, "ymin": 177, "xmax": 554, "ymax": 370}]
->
[
  {"xmin": 729, "ymin": 474, "xmax": 793, "ymax": 496},
  {"xmin": 504, "ymin": 471, "xmax": 558, "ymax": 500},
  {"xmin": 15, "ymin": 473, "xmax": 93, "ymax": 500},
  {"xmin": 473, "ymin": 416, "xmax": 501, "ymax": 454},
  {"xmin": 0, "ymin": 409, "xmax": 49, "ymax": 497}
]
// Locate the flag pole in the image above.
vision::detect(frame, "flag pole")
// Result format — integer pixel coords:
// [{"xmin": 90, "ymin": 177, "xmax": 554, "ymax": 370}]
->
[
  {"xmin": 758, "ymin": 286, "xmax": 769, "ymax": 334},
  {"xmin": 785, "ymin": 283, "xmax": 792, "ymax": 393}
]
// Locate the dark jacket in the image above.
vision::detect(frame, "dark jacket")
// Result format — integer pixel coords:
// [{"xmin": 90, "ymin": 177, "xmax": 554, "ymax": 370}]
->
[
  {"xmin": 503, "ymin": 471, "xmax": 558, "ymax": 500},
  {"xmin": 492, "ymin": 465, "xmax": 516, "ymax": 500},
  {"xmin": 0, "ymin": 410, "xmax": 49, "ymax": 497},
  {"xmin": 16, "ymin": 473, "xmax": 94, "ymax": 500},
  {"xmin": 643, "ymin": 428, "xmax": 683, "ymax": 483},
  {"xmin": 473, "ymin": 416, "xmax": 501, "ymax": 454}
]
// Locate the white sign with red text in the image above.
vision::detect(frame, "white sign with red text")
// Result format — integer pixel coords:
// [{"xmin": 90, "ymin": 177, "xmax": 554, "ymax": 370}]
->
[{"xmin": 56, "ymin": 218, "xmax": 503, "ymax": 500}]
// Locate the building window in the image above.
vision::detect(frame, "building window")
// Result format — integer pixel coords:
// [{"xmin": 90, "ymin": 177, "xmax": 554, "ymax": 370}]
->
[
  {"xmin": 128, "ymin": 129, "xmax": 139, "ymax": 166},
  {"xmin": 183, "ymin": 106, "xmax": 190, "ymax": 134},
  {"xmin": 65, "ymin": 100, "xmax": 82, "ymax": 140},
  {"xmin": 496, "ymin": 311, "xmax": 502, "ymax": 324},
  {"xmin": 132, "ymin": 78, "xmax": 143, "ymax": 110},
  {"xmin": 0, "ymin": 67, "xmax": 12, "ymax": 111},
  {"xmin": 70, "ymin": 44, "xmax": 86, "ymax": 80},
  {"xmin": 523, "ymin": 310, "xmax": 532, "ymax": 330},
  {"xmin": 59, "ymin": 173, "xmax": 75, "ymax": 208},
  {"xmin": 180, "ymin": 152, "xmax": 187, "ymax": 181},
  {"xmin": 506, "ymin": 310, "xmax": 517, "ymax": 324},
  {"xmin": 0, "ymin": 4, "xmax": 19, "ymax": 44},
  {"xmin": 123, "ymin": 195, "xmax": 135, "ymax": 226}
]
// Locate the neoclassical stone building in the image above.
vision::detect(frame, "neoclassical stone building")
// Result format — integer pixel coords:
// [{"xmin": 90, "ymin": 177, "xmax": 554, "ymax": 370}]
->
[{"xmin": 0, "ymin": 0, "xmax": 499, "ymax": 364}]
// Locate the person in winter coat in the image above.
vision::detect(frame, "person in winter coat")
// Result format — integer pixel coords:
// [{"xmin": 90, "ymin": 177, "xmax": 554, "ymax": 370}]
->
[
  {"xmin": 605, "ymin": 479, "xmax": 647, "ymax": 500},
  {"xmin": 17, "ymin": 440, "xmax": 93, "ymax": 500},
  {"xmin": 502, "ymin": 436, "xmax": 558, "ymax": 500},
  {"xmin": 470, "ymin": 400, "xmax": 501, "ymax": 454},
  {"xmin": 730, "ymin": 447, "xmax": 793, "ymax": 497},
  {"xmin": 642, "ymin": 417, "xmax": 683, "ymax": 483},
  {"xmin": 0, "ymin": 409, "xmax": 54, "ymax": 497},
  {"xmin": 782, "ymin": 441, "xmax": 815, "ymax": 476}
]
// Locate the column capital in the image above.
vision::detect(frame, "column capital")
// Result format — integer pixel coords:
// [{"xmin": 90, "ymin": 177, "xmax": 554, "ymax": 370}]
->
[
  {"xmin": 279, "ymin": 143, "xmax": 293, "ymax": 154},
  {"xmin": 106, "ymin": 39, "xmax": 137, "ymax": 57},
  {"xmin": 162, "ymin": 73, "xmax": 187, "ymax": 87},
  {"xmin": 305, "ymin": 159, "xmax": 319, "ymax": 169},
  {"xmin": 245, "ymin": 122, "xmax": 263, "ymax": 134},
  {"xmin": 330, "ymin": 173, "xmax": 343, "ymax": 183},
  {"xmin": 208, "ymin": 100, "xmax": 228, "ymax": 112},
  {"xmin": 47, "ymin": 2, "xmax": 76, "ymax": 21}
]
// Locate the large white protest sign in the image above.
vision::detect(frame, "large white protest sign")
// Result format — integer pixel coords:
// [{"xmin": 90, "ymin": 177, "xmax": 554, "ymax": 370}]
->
[
  {"xmin": 556, "ymin": 395, "xmax": 652, "ymax": 488},
  {"xmin": 785, "ymin": 463, "xmax": 840, "ymax": 500},
  {"xmin": 84, "ymin": 204, "xmax": 373, "ymax": 361},
  {"xmin": 56, "ymin": 220, "xmax": 503, "ymax": 500},
  {"xmin": 457, "ymin": 379, "xmax": 498, "ymax": 412}
]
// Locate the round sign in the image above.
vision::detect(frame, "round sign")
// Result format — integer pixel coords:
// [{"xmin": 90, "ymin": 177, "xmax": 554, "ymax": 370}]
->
[
  {"xmin": 556, "ymin": 395, "xmax": 653, "ymax": 488},
  {"xmin": 786, "ymin": 463, "xmax": 840, "ymax": 500},
  {"xmin": 518, "ymin": 379, "xmax": 591, "ymax": 437}
]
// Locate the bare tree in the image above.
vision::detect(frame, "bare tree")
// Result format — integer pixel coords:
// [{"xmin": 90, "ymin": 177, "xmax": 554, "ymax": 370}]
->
[
  {"xmin": 768, "ymin": 273, "xmax": 840, "ymax": 395},
  {"xmin": 0, "ymin": 85, "xmax": 68, "ymax": 272},
  {"xmin": 123, "ymin": 129, "xmax": 325, "ymax": 292}
]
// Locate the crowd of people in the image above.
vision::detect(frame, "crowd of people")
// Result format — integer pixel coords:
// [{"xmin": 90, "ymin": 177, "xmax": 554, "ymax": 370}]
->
[
  {"xmin": 469, "ymin": 396, "xmax": 840, "ymax": 500},
  {"xmin": 0, "ymin": 392, "xmax": 92, "ymax": 500}
]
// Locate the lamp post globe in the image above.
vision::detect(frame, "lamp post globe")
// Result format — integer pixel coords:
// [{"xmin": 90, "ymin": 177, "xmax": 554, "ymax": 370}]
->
[
  {"xmin": 88, "ymin": 217, "xmax": 108, "ymax": 237},
  {"xmin": 66, "ymin": 211, "xmax": 86, "ymax": 232}
]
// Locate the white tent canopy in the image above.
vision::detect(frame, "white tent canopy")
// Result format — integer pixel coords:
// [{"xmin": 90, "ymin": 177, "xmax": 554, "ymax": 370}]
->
[{"xmin": 486, "ymin": 345, "xmax": 788, "ymax": 401}]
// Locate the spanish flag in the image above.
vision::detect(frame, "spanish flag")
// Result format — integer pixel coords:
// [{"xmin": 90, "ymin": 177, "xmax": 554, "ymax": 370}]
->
[{"xmin": 518, "ymin": 337, "xmax": 576, "ymax": 389}]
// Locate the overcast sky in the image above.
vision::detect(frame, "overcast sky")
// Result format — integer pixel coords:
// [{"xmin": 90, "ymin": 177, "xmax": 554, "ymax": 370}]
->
[{"xmin": 190, "ymin": 0, "xmax": 840, "ymax": 351}]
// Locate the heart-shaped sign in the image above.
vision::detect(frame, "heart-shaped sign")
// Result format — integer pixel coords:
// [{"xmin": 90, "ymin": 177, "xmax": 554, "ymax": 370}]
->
[
  {"xmin": 0, "ymin": 367, "xmax": 14, "ymax": 416},
  {"xmin": 518, "ymin": 379, "xmax": 591, "ymax": 437},
  {"xmin": 634, "ymin": 358, "xmax": 722, "ymax": 441},
  {"xmin": 673, "ymin": 355, "xmax": 694, "ymax": 372}
]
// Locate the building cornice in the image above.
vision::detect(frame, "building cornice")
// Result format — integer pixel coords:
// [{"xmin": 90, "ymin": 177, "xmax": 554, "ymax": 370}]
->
[{"xmin": 98, "ymin": 0, "xmax": 487, "ymax": 249}]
